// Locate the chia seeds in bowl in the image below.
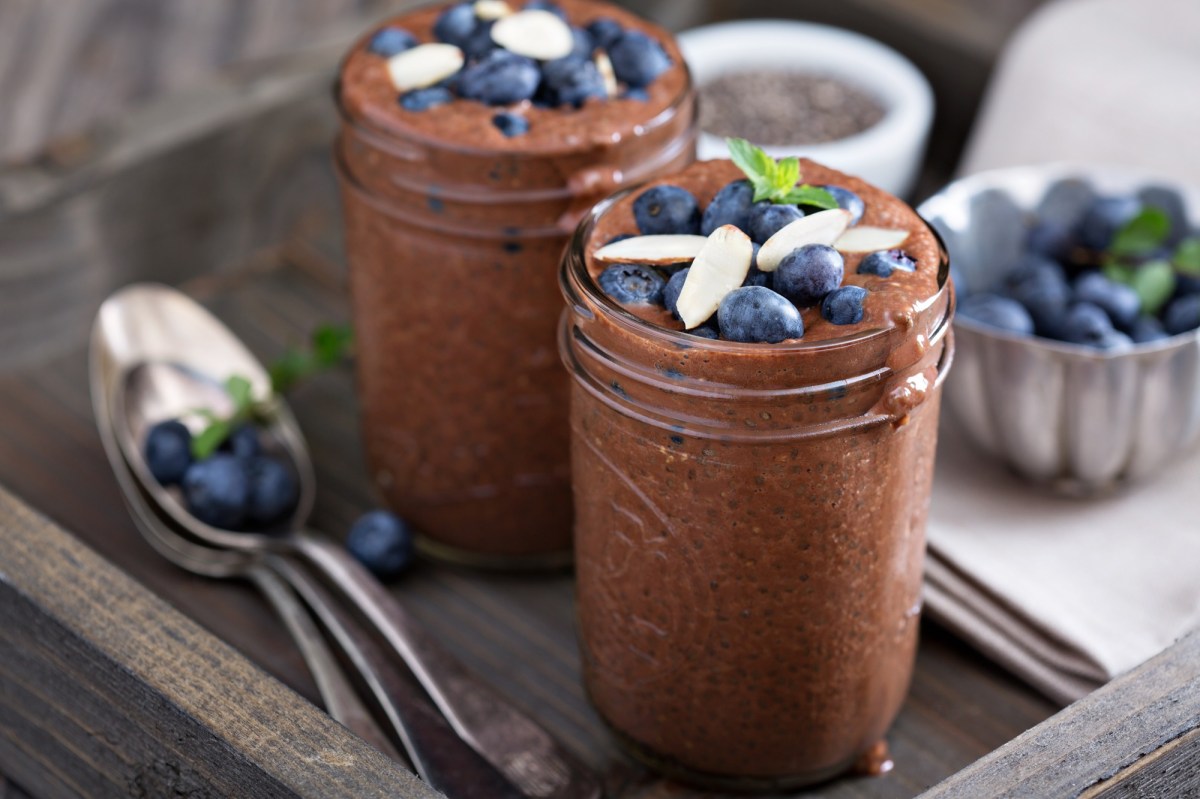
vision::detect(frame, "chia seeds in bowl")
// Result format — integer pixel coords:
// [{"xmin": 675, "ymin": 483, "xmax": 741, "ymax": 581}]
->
[{"xmin": 699, "ymin": 70, "xmax": 886, "ymax": 146}]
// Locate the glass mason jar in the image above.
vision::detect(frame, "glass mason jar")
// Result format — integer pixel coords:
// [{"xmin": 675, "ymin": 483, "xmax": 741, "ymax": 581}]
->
[
  {"xmin": 333, "ymin": 14, "xmax": 697, "ymax": 568},
  {"xmin": 559, "ymin": 194, "xmax": 955, "ymax": 789}
]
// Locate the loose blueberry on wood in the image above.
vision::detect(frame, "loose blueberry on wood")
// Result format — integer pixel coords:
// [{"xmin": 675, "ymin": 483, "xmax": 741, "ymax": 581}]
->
[
  {"xmin": 607, "ymin": 30, "xmax": 670, "ymax": 88},
  {"xmin": 144, "ymin": 420, "xmax": 193, "ymax": 486},
  {"xmin": 347, "ymin": 511, "xmax": 415, "ymax": 579},
  {"xmin": 959, "ymin": 294, "xmax": 1035, "ymax": 335},
  {"xmin": 633, "ymin": 185, "xmax": 701, "ymax": 235},
  {"xmin": 458, "ymin": 50, "xmax": 541, "ymax": 105},
  {"xmin": 598, "ymin": 264, "xmax": 666, "ymax": 304},
  {"xmin": 821, "ymin": 285, "xmax": 868, "ymax": 325},
  {"xmin": 183, "ymin": 455, "xmax": 251, "ymax": 530},
  {"xmin": 774, "ymin": 244, "xmax": 844, "ymax": 307},
  {"xmin": 700, "ymin": 180, "xmax": 755, "ymax": 236},
  {"xmin": 746, "ymin": 203, "xmax": 804, "ymax": 244},
  {"xmin": 718, "ymin": 286, "xmax": 804, "ymax": 343},
  {"xmin": 368, "ymin": 26, "xmax": 418, "ymax": 57}
]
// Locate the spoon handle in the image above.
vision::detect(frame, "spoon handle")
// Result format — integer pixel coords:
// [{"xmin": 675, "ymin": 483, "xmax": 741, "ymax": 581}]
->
[
  {"xmin": 268, "ymin": 555, "xmax": 523, "ymax": 799},
  {"xmin": 246, "ymin": 566, "xmax": 404, "ymax": 762},
  {"xmin": 292, "ymin": 531, "xmax": 601, "ymax": 799}
]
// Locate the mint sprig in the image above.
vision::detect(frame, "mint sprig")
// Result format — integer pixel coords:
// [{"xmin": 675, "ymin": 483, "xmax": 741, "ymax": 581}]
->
[
  {"xmin": 726, "ymin": 138, "xmax": 838, "ymax": 210},
  {"xmin": 189, "ymin": 324, "xmax": 354, "ymax": 460},
  {"xmin": 1100, "ymin": 208, "xmax": 1198, "ymax": 315}
]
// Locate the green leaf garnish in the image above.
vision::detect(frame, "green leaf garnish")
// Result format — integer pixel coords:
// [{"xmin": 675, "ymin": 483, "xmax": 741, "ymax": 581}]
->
[
  {"xmin": 190, "ymin": 324, "xmax": 354, "ymax": 460},
  {"xmin": 1128, "ymin": 259, "xmax": 1176, "ymax": 315},
  {"xmin": 725, "ymin": 138, "xmax": 839, "ymax": 210},
  {"xmin": 1174, "ymin": 236, "xmax": 1200, "ymax": 275},
  {"xmin": 1109, "ymin": 207, "xmax": 1170, "ymax": 259}
]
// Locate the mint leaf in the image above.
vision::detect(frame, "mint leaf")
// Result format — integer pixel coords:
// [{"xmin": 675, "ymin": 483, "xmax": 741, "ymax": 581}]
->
[
  {"xmin": 313, "ymin": 324, "xmax": 354, "ymax": 367},
  {"xmin": 774, "ymin": 157, "xmax": 800, "ymax": 195},
  {"xmin": 1103, "ymin": 262, "xmax": 1136, "ymax": 285},
  {"xmin": 783, "ymin": 185, "xmax": 838, "ymax": 210},
  {"xmin": 726, "ymin": 138, "xmax": 774, "ymax": 198},
  {"xmin": 1110, "ymin": 208, "xmax": 1170, "ymax": 259},
  {"xmin": 1130, "ymin": 260, "xmax": 1176, "ymax": 315},
  {"xmin": 191, "ymin": 418, "xmax": 232, "ymax": 460},
  {"xmin": 224, "ymin": 375, "xmax": 254, "ymax": 414},
  {"xmin": 1174, "ymin": 236, "xmax": 1200, "ymax": 275}
]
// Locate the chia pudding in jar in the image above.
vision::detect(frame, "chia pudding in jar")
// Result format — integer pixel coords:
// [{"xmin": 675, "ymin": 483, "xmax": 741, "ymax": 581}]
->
[
  {"xmin": 559, "ymin": 152, "xmax": 954, "ymax": 788},
  {"xmin": 335, "ymin": 0, "xmax": 696, "ymax": 567}
]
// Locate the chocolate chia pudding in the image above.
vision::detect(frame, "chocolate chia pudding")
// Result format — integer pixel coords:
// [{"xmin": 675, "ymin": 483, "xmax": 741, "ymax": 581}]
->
[
  {"xmin": 558, "ymin": 155, "xmax": 954, "ymax": 787},
  {"xmin": 335, "ymin": 0, "xmax": 696, "ymax": 566}
]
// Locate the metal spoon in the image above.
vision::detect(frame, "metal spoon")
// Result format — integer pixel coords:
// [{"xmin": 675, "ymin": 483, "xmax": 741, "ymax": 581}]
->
[{"xmin": 92, "ymin": 283, "xmax": 601, "ymax": 799}]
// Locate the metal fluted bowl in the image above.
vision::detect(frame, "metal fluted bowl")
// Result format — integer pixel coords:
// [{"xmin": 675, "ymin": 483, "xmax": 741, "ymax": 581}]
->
[{"xmin": 918, "ymin": 164, "xmax": 1200, "ymax": 494}]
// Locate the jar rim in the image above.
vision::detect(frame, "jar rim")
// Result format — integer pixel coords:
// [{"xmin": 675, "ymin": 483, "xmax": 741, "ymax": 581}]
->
[{"xmin": 560, "ymin": 187, "xmax": 953, "ymax": 357}]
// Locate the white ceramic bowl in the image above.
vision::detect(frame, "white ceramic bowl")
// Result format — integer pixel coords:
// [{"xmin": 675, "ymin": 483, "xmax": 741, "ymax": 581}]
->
[{"xmin": 678, "ymin": 20, "xmax": 934, "ymax": 198}]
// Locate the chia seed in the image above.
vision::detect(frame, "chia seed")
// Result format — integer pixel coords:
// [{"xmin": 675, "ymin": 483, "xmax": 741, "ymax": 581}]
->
[{"xmin": 699, "ymin": 70, "xmax": 886, "ymax": 145}]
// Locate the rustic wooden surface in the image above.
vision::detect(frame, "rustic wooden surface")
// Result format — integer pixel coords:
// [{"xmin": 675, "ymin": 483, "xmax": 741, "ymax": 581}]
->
[{"xmin": 0, "ymin": 484, "xmax": 434, "ymax": 799}]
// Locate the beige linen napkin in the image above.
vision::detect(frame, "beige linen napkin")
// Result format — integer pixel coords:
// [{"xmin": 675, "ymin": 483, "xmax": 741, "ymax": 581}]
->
[{"xmin": 924, "ymin": 417, "xmax": 1200, "ymax": 705}]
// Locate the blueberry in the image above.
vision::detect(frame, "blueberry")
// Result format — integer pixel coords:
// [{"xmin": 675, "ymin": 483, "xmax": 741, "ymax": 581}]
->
[
  {"xmin": 621, "ymin": 87, "xmax": 649, "ymax": 102},
  {"xmin": 144, "ymin": 420, "xmax": 192, "ymax": 486},
  {"xmin": 700, "ymin": 180, "xmax": 754, "ymax": 236},
  {"xmin": 183, "ymin": 455, "xmax": 250, "ymax": 530},
  {"xmin": 540, "ymin": 57, "xmax": 606, "ymax": 107},
  {"xmin": 1059, "ymin": 302, "xmax": 1116, "ymax": 346},
  {"xmin": 608, "ymin": 31, "xmax": 671, "ymax": 88},
  {"xmin": 663, "ymin": 267, "xmax": 688, "ymax": 318},
  {"xmin": 743, "ymin": 244, "xmax": 771, "ymax": 288},
  {"xmin": 1076, "ymin": 196, "xmax": 1140, "ymax": 250},
  {"xmin": 958, "ymin": 293, "xmax": 1035, "ymax": 335},
  {"xmin": 246, "ymin": 457, "xmax": 299, "ymax": 526},
  {"xmin": 569, "ymin": 27, "xmax": 596, "ymax": 60},
  {"xmin": 1006, "ymin": 263, "xmax": 1071, "ymax": 336},
  {"xmin": 689, "ymin": 322, "xmax": 720, "ymax": 339},
  {"xmin": 586, "ymin": 17, "xmax": 624, "ymax": 50},
  {"xmin": 221, "ymin": 424, "xmax": 262, "ymax": 460},
  {"xmin": 367, "ymin": 26, "xmax": 417, "ymax": 57},
  {"xmin": 462, "ymin": 20, "xmax": 499, "ymax": 59},
  {"xmin": 1138, "ymin": 185, "xmax": 1189, "ymax": 247},
  {"xmin": 774, "ymin": 244, "xmax": 844, "ymax": 307},
  {"xmin": 857, "ymin": 249, "xmax": 916, "ymax": 278},
  {"xmin": 1164, "ymin": 294, "xmax": 1200, "ymax": 335},
  {"xmin": 718, "ymin": 286, "xmax": 804, "ymax": 343},
  {"xmin": 598, "ymin": 264, "xmax": 665, "ymax": 304},
  {"xmin": 1026, "ymin": 220, "xmax": 1075, "ymax": 263},
  {"xmin": 1073, "ymin": 272, "xmax": 1140, "ymax": 330},
  {"xmin": 400, "ymin": 87, "xmax": 454, "ymax": 111},
  {"xmin": 1130, "ymin": 315, "xmax": 1169, "ymax": 343},
  {"xmin": 814, "ymin": 185, "xmax": 865, "ymax": 225},
  {"xmin": 524, "ymin": 0, "xmax": 567, "ymax": 19},
  {"xmin": 633, "ymin": 185, "xmax": 700, "ymax": 235},
  {"xmin": 458, "ymin": 50, "xmax": 540, "ymax": 105},
  {"xmin": 492, "ymin": 112, "xmax": 529, "ymax": 137},
  {"xmin": 347, "ymin": 511, "xmax": 415, "ymax": 579},
  {"xmin": 1003, "ymin": 254, "xmax": 1066, "ymax": 288},
  {"xmin": 821, "ymin": 286, "xmax": 868, "ymax": 325},
  {"xmin": 433, "ymin": 3, "xmax": 478, "ymax": 47},
  {"xmin": 1175, "ymin": 273, "xmax": 1200, "ymax": 300},
  {"xmin": 746, "ymin": 202, "xmax": 803, "ymax": 244},
  {"xmin": 1097, "ymin": 330, "xmax": 1134, "ymax": 350}
]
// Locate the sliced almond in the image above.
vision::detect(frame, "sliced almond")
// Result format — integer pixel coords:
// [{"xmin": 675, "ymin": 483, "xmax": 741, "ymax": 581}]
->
[
  {"xmin": 473, "ymin": 0, "xmax": 513, "ymax": 20},
  {"xmin": 593, "ymin": 234, "xmax": 708, "ymax": 265},
  {"xmin": 756, "ymin": 209, "xmax": 853, "ymax": 272},
  {"xmin": 491, "ymin": 9, "xmax": 574, "ymax": 60},
  {"xmin": 595, "ymin": 51, "xmax": 619, "ymax": 96},
  {"xmin": 676, "ymin": 225, "xmax": 754, "ymax": 329},
  {"xmin": 386, "ymin": 43, "xmax": 465, "ymax": 92},
  {"xmin": 833, "ymin": 226, "xmax": 911, "ymax": 253}
]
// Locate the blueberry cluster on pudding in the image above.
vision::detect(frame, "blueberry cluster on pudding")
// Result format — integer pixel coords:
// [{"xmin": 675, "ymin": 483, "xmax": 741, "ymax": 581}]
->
[
  {"xmin": 339, "ymin": 0, "xmax": 684, "ymax": 142},
  {"xmin": 587, "ymin": 139, "xmax": 942, "ymax": 345},
  {"xmin": 958, "ymin": 185, "xmax": 1200, "ymax": 348}
]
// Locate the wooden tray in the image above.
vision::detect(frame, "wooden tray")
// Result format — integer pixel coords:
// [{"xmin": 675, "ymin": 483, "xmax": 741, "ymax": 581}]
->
[{"xmin": 0, "ymin": 25, "xmax": 1196, "ymax": 799}]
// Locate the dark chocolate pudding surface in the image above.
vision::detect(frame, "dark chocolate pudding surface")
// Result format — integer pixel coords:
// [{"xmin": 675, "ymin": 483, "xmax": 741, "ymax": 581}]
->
[
  {"xmin": 560, "ymin": 159, "xmax": 953, "ymax": 784},
  {"xmin": 337, "ymin": 0, "xmax": 696, "ymax": 563}
]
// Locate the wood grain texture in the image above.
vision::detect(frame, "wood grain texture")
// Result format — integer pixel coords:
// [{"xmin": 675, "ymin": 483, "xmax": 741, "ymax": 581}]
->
[
  {"xmin": 0, "ymin": 485, "xmax": 437, "ymax": 799},
  {"xmin": 918, "ymin": 629, "xmax": 1200, "ymax": 798}
]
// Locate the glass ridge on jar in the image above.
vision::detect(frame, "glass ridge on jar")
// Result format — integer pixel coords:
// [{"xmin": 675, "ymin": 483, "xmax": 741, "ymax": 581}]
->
[
  {"xmin": 334, "ymin": 2, "xmax": 697, "ymax": 568},
  {"xmin": 559, "ymin": 192, "xmax": 954, "ymax": 789}
]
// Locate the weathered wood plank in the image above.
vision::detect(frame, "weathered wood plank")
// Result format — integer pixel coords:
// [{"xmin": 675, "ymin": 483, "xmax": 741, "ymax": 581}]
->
[
  {"xmin": 918, "ymin": 629, "xmax": 1200, "ymax": 798},
  {"xmin": 0, "ymin": 485, "xmax": 438, "ymax": 799}
]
